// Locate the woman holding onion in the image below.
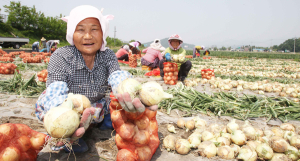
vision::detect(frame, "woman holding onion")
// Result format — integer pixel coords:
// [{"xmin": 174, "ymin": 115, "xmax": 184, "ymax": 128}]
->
[
  {"xmin": 35, "ymin": 5, "xmax": 158, "ymax": 153},
  {"xmin": 159, "ymin": 34, "xmax": 192, "ymax": 82}
]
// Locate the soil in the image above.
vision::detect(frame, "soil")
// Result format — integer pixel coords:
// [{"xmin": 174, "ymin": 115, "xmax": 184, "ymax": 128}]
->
[{"xmin": 0, "ymin": 64, "xmax": 299, "ymax": 161}]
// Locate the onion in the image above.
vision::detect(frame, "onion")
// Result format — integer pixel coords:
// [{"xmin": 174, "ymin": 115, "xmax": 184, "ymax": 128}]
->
[
  {"xmin": 285, "ymin": 145, "xmax": 299, "ymax": 161},
  {"xmin": 136, "ymin": 146, "xmax": 152, "ymax": 161},
  {"xmin": 193, "ymin": 117, "xmax": 206, "ymax": 128},
  {"xmin": 117, "ymin": 78, "xmax": 141, "ymax": 100},
  {"xmin": 116, "ymin": 149, "xmax": 137, "ymax": 161},
  {"xmin": 280, "ymin": 123, "xmax": 295, "ymax": 132},
  {"xmin": 271, "ymin": 127, "xmax": 284, "ymax": 137},
  {"xmin": 185, "ymin": 120, "xmax": 195, "ymax": 132},
  {"xmin": 167, "ymin": 124, "xmax": 176, "ymax": 133},
  {"xmin": 230, "ymin": 144, "xmax": 240, "ymax": 157},
  {"xmin": 290, "ymin": 135, "xmax": 300, "ymax": 148},
  {"xmin": 237, "ymin": 145, "xmax": 258, "ymax": 161},
  {"xmin": 269, "ymin": 136, "xmax": 289, "ymax": 153},
  {"xmin": 201, "ymin": 131, "xmax": 215, "ymax": 141},
  {"xmin": 17, "ymin": 136, "xmax": 31, "ymax": 152},
  {"xmin": 139, "ymin": 81, "xmax": 173, "ymax": 106},
  {"xmin": 188, "ymin": 132, "xmax": 202, "ymax": 148},
  {"xmin": 134, "ymin": 115, "xmax": 148, "ymax": 130},
  {"xmin": 217, "ymin": 146, "xmax": 234, "ymax": 159},
  {"xmin": 264, "ymin": 130, "xmax": 275, "ymax": 138},
  {"xmin": 175, "ymin": 139, "xmax": 191, "ymax": 155},
  {"xmin": 163, "ymin": 135, "xmax": 176, "ymax": 151},
  {"xmin": 133, "ymin": 130, "xmax": 150, "ymax": 146},
  {"xmin": 255, "ymin": 128, "xmax": 264, "ymax": 137},
  {"xmin": 226, "ymin": 119, "xmax": 239, "ymax": 134},
  {"xmin": 221, "ymin": 133, "xmax": 231, "ymax": 141},
  {"xmin": 271, "ymin": 153, "xmax": 289, "ymax": 161},
  {"xmin": 0, "ymin": 147, "xmax": 20, "ymax": 161},
  {"xmin": 216, "ymin": 137, "xmax": 230, "ymax": 146},
  {"xmin": 231, "ymin": 130, "xmax": 246, "ymax": 146},
  {"xmin": 68, "ymin": 93, "xmax": 91, "ymax": 114},
  {"xmin": 44, "ymin": 99, "xmax": 80, "ymax": 138},
  {"xmin": 30, "ymin": 132, "xmax": 46, "ymax": 150},
  {"xmin": 208, "ymin": 124, "xmax": 226, "ymax": 136},
  {"xmin": 247, "ymin": 140, "xmax": 260, "ymax": 151},
  {"xmin": 194, "ymin": 128, "xmax": 205, "ymax": 134},
  {"xmin": 119, "ymin": 122, "xmax": 136, "ymax": 141},
  {"xmin": 256, "ymin": 143, "xmax": 274, "ymax": 160},
  {"xmin": 198, "ymin": 141, "xmax": 217, "ymax": 158},
  {"xmin": 177, "ymin": 119, "xmax": 185, "ymax": 129},
  {"xmin": 242, "ymin": 121, "xmax": 256, "ymax": 140},
  {"xmin": 284, "ymin": 131, "xmax": 296, "ymax": 142}
]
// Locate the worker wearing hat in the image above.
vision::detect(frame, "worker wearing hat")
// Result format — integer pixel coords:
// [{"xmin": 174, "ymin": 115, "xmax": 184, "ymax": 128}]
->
[{"xmin": 41, "ymin": 37, "xmax": 47, "ymax": 48}]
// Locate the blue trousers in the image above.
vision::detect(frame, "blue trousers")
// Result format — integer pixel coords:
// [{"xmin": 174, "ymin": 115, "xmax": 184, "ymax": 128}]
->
[{"xmin": 32, "ymin": 45, "xmax": 39, "ymax": 52}]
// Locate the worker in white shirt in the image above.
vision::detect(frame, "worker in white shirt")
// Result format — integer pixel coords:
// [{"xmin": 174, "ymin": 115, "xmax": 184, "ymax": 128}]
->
[{"xmin": 32, "ymin": 41, "xmax": 40, "ymax": 52}]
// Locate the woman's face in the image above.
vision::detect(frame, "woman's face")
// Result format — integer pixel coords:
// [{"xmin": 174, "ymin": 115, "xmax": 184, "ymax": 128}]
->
[
  {"xmin": 73, "ymin": 18, "xmax": 103, "ymax": 56},
  {"xmin": 170, "ymin": 40, "xmax": 180, "ymax": 49}
]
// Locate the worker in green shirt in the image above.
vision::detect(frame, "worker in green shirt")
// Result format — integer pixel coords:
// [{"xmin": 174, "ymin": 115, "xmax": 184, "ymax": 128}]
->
[{"xmin": 159, "ymin": 34, "xmax": 192, "ymax": 82}]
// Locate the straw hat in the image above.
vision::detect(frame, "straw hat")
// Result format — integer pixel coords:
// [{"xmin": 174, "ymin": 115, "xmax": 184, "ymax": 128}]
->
[{"xmin": 41, "ymin": 37, "xmax": 46, "ymax": 41}]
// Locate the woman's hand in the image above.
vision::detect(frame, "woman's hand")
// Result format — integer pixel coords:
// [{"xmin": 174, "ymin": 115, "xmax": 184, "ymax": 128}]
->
[{"xmin": 116, "ymin": 92, "xmax": 158, "ymax": 112}]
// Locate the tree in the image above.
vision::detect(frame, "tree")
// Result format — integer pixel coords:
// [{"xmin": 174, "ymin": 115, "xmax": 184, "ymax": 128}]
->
[
  {"xmin": 213, "ymin": 47, "xmax": 218, "ymax": 51},
  {"xmin": 228, "ymin": 46, "xmax": 232, "ymax": 51},
  {"xmin": 277, "ymin": 38, "xmax": 300, "ymax": 52},
  {"xmin": 129, "ymin": 40, "xmax": 135, "ymax": 43},
  {"xmin": 220, "ymin": 46, "xmax": 227, "ymax": 51}
]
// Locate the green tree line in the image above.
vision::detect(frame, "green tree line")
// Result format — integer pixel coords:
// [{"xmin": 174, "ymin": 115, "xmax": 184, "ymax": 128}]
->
[
  {"xmin": 0, "ymin": 1, "xmax": 124, "ymax": 47},
  {"xmin": 272, "ymin": 38, "xmax": 300, "ymax": 52}
]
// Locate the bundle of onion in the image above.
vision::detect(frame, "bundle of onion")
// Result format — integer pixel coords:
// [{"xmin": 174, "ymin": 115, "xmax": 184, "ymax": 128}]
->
[
  {"xmin": 129, "ymin": 54, "xmax": 137, "ymax": 68},
  {"xmin": 201, "ymin": 69, "xmax": 215, "ymax": 80},
  {"xmin": 19, "ymin": 53, "xmax": 33, "ymax": 58},
  {"xmin": 2, "ymin": 53, "xmax": 15, "ymax": 58},
  {"xmin": 37, "ymin": 69, "xmax": 48, "ymax": 82},
  {"xmin": 23, "ymin": 57, "xmax": 42, "ymax": 63},
  {"xmin": 163, "ymin": 62, "xmax": 178, "ymax": 85},
  {"xmin": 44, "ymin": 57, "xmax": 50, "ymax": 63}
]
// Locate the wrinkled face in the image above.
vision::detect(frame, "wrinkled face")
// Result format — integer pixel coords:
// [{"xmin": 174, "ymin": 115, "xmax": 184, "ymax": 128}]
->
[
  {"xmin": 170, "ymin": 39, "xmax": 180, "ymax": 49},
  {"xmin": 73, "ymin": 18, "xmax": 103, "ymax": 56}
]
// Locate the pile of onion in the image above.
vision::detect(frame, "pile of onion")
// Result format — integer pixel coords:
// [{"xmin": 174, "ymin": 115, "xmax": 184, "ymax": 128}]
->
[
  {"xmin": 0, "ymin": 57, "xmax": 14, "ymax": 62},
  {"xmin": 163, "ymin": 62, "xmax": 178, "ymax": 85},
  {"xmin": 0, "ymin": 63, "xmax": 17, "ymax": 74},
  {"xmin": 201, "ymin": 69, "xmax": 215, "ymax": 80}
]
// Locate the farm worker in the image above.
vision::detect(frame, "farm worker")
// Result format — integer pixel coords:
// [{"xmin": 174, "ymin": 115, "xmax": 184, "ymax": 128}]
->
[
  {"xmin": 32, "ymin": 41, "xmax": 40, "ymax": 52},
  {"xmin": 46, "ymin": 40, "xmax": 58, "ymax": 53},
  {"xmin": 204, "ymin": 49, "xmax": 210, "ymax": 56},
  {"xmin": 128, "ymin": 41, "xmax": 141, "ymax": 54},
  {"xmin": 35, "ymin": 5, "xmax": 158, "ymax": 153},
  {"xmin": 41, "ymin": 37, "xmax": 47, "ymax": 48},
  {"xmin": 193, "ymin": 46, "xmax": 202, "ymax": 58},
  {"xmin": 141, "ymin": 39, "xmax": 165, "ymax": 68},
  {"xmin": 159, "ymin": 34, "xmax": 192, "ymax": 82},
  {"xmin": 115, "ymin": 45, "xmax": 130, "ymax": 61}
]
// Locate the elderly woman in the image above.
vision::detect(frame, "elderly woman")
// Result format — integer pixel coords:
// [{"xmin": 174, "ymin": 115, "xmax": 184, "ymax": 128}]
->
[
  {"xmin": 141, "ymin": 39, "xmax": 165, "ymax": 68},
  {"xmin": 115, "ymin": 45, "xmax": 130, "ymax": 61},
  {"xmin": 35, "ymin": 5, "xmax": 157, "ymax": 153}
]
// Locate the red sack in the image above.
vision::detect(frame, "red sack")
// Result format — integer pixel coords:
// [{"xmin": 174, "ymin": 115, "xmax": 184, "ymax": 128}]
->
[
  {"xmin": 163, "ymin": 62, "xmax": 178, "ymax": 85},
  {"xmin": 110, "ymin": 94, "xmax": 160, "ymax": 161},
  {"xmin": 201, "ymin": 69, "xmax": 215, "ymax": 80}
]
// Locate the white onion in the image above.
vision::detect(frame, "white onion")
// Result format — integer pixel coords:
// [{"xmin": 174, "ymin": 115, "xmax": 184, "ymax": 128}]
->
[
  {"xmin": 226, "ymin": 119, "xmax": 239, "ymax": 134},
  {"xmin": 280, "ymin": 123, "xmax": 295, "ymax": 132},
  {"xmin": 270, "ymin": 153, "xmax": 289, "ymax": 161},
  {"xmin": 188, "ymin": 132, "xmax": 202, "ymax": 148},
  {"xmin": 177, "ymin": 119, "xmax": 185, "ymax": 129},
  {"xmin": 283, "ymin": 131, "xmax": 296, "ymax": 142},
  {"xmin": 216, "ymin": 137, "xmax": 230, "ymax": 146},
  {"xmin": 285, "ymin": 145, "xmax": 299, "ymax": 161},
  {"xmin": 231, "ymin": 130, "xmax": 247, "ymax": 146},
  {"xmin": 201, "ymin": 131, "xmax": 215, "ymax": 141},
  {"xmin": 271, "ymin": 127, "xmax": 284, "ymax": 137},
  {"xmin": 44, "ymin": 98, "xmax": 80, "ymax": 138},
  {"xmin": 269, "ymin": 136, "xmax": 289, "ymax": 153},
  {"xmin": 264, "ymin": 130, "xmax": 275, "ymax": 138},
  {"xmin": 290, "ymin": 135, "xmax": 300, "ymax": 149},
  {"xmin": 117, "ymin": 78, "xmax": 141, "ymax": 100},
  {"xmin": 198, "ymin": 141, "xmax": 217, "ymax": 158},
  {"xmin": 217, "ymin": 146, "xmax": 235, "ymax": 159},
  {"xmin": 193, "ymin": 117, "xmax": 206, "ymax": 128},
  {"xmin": 242, "ymin": 121, "xmax": 256, "ymax": 140},
  {"xmin": 175, "ymin": 139, "xmax": 191, "ymax": 155},
  {"xmin": 221, "ymin": 133, "xmax": 231, "ymax": 141},
  {"xmin": 246, "ymin": 140, "xmax": 260, "ymax": 151},
  {"xmin": 139, "ymin": 81, "xmax": 173, "ymax": 106},
  {"xmin": 229, "ymin": 144, "xmax": 240, "ymax": 157},
  {"xmin": 163, "ymin": 135, "xmax": 176, "ymax": 151},
  {"xmin": 256, "ymin": 143, "xmax": 274, "ymax": 160},
  {"xmin": 185, "ymin": 120, "xmax": 195, "ymax": 132},
  {"xmin": 255, "ymin": 128, "xmax": 264, "ymax": 137},
  {"xmin": 237, "ymin": 145, "xmax": 258, "ymax": 161},
  {"xmin": 167, "ymin": 124, "xmax": 176, "ymax": 133}
]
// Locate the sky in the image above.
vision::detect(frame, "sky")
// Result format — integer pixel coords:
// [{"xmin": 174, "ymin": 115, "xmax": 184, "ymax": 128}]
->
[{"xmin": 1, "ymin": 0, "xmax": 300, "ymax": 48}]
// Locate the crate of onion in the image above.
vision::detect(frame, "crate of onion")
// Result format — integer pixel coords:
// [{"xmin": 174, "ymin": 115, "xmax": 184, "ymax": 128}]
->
[
  {"xmin": 201, "ymin": 69, "xmax": 215, "ymax": 80},
  {"xmin": 163, "ymin": 62, "xmax": 178, "ymax": 85}
]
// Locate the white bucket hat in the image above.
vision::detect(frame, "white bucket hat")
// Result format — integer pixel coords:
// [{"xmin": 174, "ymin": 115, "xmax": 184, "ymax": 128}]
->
[{"xmin": 61, "ymin": 5, "xmax": 114, "ymax": 51}]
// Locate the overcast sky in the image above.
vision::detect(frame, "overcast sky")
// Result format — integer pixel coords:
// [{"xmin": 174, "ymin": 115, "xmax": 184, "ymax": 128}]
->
[{"xmin": 1, "ymin": 0, "xmax": 299, "ymax": 48}]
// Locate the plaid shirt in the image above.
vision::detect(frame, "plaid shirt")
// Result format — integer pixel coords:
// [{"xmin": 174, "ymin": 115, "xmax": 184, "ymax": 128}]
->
[{"xmin": 35, "ymin": 46, "xmax": 132, "ymax": 121}]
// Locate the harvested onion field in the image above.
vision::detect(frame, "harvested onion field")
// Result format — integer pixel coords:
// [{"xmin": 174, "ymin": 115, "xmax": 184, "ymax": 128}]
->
[{"xmin": 1, "ymin": 51, "xmax": 300, "ymax": 160}]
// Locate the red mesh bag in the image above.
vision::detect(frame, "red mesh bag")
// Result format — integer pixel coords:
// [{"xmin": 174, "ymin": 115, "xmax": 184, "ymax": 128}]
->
[
  {"xmin": 129, "ymin": 54, "xmax": 137, "ymax": 68},
  {"xmin": 0, "ymin": 123, "xmax": 47, "ymax": 161},
  {"xmin": 110, "ymin": 94, "xmax": 160, "ymax": 161},
  {"xmin": 37, "ymin": 69, "xmax": 48, "ymax": 82},
  {"xmin": 0, "ymin": 57, "xmax": 14, "ymax": 62},
  {"xmin": 0, "ymin": 63, "xmax": 18, "ymax": 74},
  {"xmin": 163, "ymin": 62, "xmax": 178, "ymax": 85},
  {"xmin": 201, "ymin": 69, "xmax": 215, "ymax": 80}
]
